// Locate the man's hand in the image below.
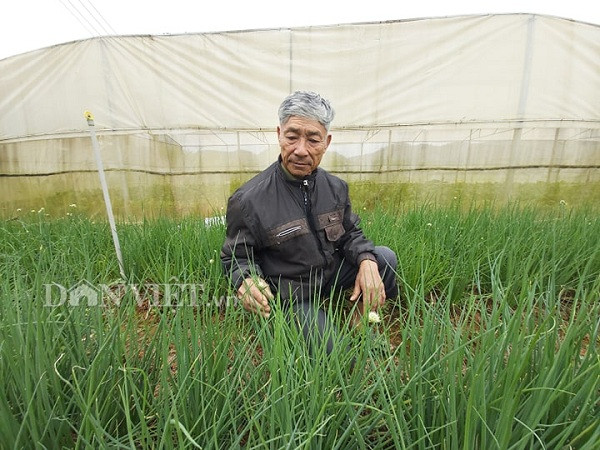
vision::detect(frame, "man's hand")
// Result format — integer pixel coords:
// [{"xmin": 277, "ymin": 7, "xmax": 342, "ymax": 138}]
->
[
  {"xmin": 237, "ymin": 277, "xmax": 273, "ymax": 318},
  {"xmin": 350, "ymin": 259, "xmax": 386, "ymax": 313}
]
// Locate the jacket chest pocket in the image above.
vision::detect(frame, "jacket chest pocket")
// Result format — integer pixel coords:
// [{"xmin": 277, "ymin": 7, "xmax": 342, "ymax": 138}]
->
[
  {"xmin": 317, "ymin": 209, "xmax": 345, "ymax": 242},
  {"xmin": 265, "ymin": 218, "xmax": 310, "ymax": 246}
]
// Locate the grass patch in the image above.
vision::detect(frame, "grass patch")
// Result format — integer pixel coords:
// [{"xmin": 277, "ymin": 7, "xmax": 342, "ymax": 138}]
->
[{"xmin": 1, "ymin": 205, "xmax": 598, "ymax": 448}]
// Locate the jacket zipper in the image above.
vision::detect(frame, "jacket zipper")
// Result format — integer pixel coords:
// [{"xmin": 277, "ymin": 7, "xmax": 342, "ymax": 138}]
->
[{"xmin": 302, "ymin": 179, "xmax": 327, "ymax": 266}]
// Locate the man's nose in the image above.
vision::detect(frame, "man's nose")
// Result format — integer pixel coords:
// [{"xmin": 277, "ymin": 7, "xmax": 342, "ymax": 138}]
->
[{"xmin": 293, "ymin": 138, "xmax": 309, "ymax": 155}]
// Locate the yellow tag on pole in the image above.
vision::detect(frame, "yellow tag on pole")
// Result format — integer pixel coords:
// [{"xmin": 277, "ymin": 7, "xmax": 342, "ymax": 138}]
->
[{"xmin": 84, "ymin": 110, "xmax": 94, "ymax": 125}]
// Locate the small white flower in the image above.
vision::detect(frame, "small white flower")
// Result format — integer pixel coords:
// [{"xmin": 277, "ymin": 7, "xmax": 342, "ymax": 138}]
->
[
  {"xmin": 30, "ymin": 209, "xmax": 36, "ymax": 213},
  {"xmin": 368, "ymin": 311, "xmax": 381, "ymax": 323},
  {"xmin": 16, "ymin": 208, "xmax": 21, "ymax": 212},
  {"xmin": 559, "ymin": 200, "xmax": 567, "ymax": 206},
  {"xmin": 426, "ymin": 222, "xmax": 433, "ymax": 227},
  {"xmin": 38, "ymin": 207, "xmax": 45, "ymax": 213},
  {"xmin": 67, "ymin": 212, "xmax": 72, "ymax": 217},
  {"xmin": 209, "ymin": 259, "xmax": 215, "ymax": 264},
  {"xmin": 69, "ymin": 204, "xmax": 77, "ymax": 208}
]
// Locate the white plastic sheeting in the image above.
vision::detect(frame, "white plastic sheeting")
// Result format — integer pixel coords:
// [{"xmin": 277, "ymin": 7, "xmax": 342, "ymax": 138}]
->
[
  {"xmin": 2, "ymin": 14, "xmax": 599, "ymax": 140},
  {"xmin": 1, "ymin": 14, "xmax": 599, "ymax": 215}
]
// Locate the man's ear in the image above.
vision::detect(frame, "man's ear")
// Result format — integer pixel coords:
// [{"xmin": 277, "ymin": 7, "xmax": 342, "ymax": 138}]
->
[
  {"xmin": 276, "ymin": 126, "xmax": 281, "ymax": 140},
  {"xmin": 325, "ymin": 134, "xmax": 332, "ymax": 149}
]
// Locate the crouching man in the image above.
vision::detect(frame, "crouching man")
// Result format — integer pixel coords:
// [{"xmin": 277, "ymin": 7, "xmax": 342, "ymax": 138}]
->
[{"xmin": 221, "ymin": 90, "xmax": 398, "ymax": 353}]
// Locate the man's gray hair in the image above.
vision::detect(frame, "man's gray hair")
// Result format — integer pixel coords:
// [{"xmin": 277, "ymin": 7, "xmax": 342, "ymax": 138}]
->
[{"xmin": 278, "ymin": 91, "xmax": 335, "ymax": 131}]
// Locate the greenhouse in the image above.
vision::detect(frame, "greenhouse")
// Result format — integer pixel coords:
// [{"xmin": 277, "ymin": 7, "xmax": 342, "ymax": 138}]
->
[{"xmin": 1, "ymin": 13, "xmax": 599, "ymax": 217}]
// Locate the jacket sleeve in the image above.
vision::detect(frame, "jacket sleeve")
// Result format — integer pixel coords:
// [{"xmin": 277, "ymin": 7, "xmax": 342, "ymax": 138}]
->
[
  {"xmin": 220, "ymin": 193, "xmax": 264, "ymax": 289},
  {"xmin": 339, "ymin": 184, "xmax": 377, "ymax": 265}
]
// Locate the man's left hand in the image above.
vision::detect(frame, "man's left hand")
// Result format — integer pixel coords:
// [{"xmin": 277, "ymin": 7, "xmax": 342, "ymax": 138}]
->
[{"xmin": 350, "ymin": 259, "xmax": 386, "ymax": 312}]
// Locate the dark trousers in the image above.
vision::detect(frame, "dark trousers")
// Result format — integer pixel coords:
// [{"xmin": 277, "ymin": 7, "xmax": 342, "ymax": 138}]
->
[{"xmin": 286, "ymin": 246, "xmax": 398, "ymax": 355}]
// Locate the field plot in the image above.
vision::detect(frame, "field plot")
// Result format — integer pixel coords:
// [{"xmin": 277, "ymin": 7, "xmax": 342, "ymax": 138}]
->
[{"xmin": 1, "ymin": 205, "xmax": 598, "ymax": 448}]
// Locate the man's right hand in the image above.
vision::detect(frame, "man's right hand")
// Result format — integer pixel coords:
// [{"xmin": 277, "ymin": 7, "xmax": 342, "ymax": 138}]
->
[{"xmin": 237, "ymin": 277, "xmax": 273, "ymax": 318}]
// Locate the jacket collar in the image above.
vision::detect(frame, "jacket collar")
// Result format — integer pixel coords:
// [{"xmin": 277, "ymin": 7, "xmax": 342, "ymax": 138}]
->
[{"xmin": 277, "ymin": 155, "xmax": 318, "ymax": 184}]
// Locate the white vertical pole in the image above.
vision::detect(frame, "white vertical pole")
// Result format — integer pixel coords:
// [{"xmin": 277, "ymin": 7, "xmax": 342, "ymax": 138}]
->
[{"xmin": 84, "ymin": 111, "xmax": 127, "ymax": 281}]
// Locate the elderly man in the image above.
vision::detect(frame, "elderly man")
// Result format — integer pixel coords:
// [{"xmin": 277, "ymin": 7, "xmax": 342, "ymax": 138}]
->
[{"xmin": 221, "ymin": 91, "xmax": 398, "ymax": 352}]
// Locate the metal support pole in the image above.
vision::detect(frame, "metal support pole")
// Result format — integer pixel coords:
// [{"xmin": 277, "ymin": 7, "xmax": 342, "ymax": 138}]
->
[{"xmin": 84, "ymin": 111, "xmax": 127, "ymax": 281}]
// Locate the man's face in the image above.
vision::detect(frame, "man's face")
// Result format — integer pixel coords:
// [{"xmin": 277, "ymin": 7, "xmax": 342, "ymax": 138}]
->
[{"xmin": 277, "ymin": 116, "xmax": 331, "ymax": 178}]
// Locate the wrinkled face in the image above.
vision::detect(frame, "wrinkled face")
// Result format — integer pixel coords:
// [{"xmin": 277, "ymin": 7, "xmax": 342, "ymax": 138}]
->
[{"xmin": 278, "ymin": 116, "xmax": 332, "ymax": 178}]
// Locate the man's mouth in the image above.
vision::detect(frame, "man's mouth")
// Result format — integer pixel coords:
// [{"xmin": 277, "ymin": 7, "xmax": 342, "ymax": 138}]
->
[{"xmin": 290, "ymin": 160, "xmax": 309, "ymax": 167}]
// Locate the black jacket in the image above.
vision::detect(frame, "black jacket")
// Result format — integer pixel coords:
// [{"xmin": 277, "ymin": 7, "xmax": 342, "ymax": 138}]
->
[{"xmin": 220, "ymin": 158, "xmax": 376, "ymax": 301}]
